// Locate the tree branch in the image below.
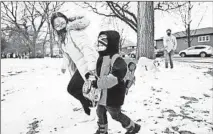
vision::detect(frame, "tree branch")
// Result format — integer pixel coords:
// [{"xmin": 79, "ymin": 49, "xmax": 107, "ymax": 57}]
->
[{"xmin": 107, "ymin": 2, "xmax": 137, "ymax": 32}]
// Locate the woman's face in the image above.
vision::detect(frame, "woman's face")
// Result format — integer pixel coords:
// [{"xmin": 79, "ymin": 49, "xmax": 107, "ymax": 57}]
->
[
  {"xmin": 54, "ymin": 17, "xmax": 67, "ymax": 31},
  {"xmin": 96, "ymin": 34, "xmax": 108, "ymax": 51}
]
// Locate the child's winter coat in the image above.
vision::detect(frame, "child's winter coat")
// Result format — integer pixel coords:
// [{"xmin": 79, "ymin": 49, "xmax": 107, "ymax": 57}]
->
[{"xmin": 96, "ymin": 31, "xmax": 127, "ymax": 107}]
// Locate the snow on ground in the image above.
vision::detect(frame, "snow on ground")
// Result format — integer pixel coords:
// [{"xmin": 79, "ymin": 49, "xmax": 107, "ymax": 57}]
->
[{"xmin": 1, "ymin": 58, "xmax": 213, "ymax": 134}]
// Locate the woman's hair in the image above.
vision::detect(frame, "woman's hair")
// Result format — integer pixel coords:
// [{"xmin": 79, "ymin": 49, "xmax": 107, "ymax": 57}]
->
[
  {"xmin": 51, "ymin": 12, "xmax": 69, "ymax": 43},
  {"xmin": 51, "ymin": 12, "xmax": 77, "ymax": 72},
  {"xmin": 51, "ymin": 12, "xmax": 68, "ymax": 30}
]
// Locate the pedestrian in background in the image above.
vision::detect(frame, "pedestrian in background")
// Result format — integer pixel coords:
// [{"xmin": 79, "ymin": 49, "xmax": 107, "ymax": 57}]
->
[{"xmin": 163, "ymin": 29, "xmax": 177, "ymax": 69}]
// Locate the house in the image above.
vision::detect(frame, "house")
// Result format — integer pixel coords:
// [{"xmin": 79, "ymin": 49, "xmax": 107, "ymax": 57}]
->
[{"xmin": 155, "ymin": 27, "xmax": 213, "ymax": 53}]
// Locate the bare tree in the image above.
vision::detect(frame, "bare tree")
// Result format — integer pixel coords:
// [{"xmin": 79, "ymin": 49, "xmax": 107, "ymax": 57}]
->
[
  {"xmin": 76, "ymin": 2, "xmax": 186, "ymax": 33},
  {"xmin": 1, "ymin": 2, "xmax": 47, "ymax": 57},
  {"xmin": 173, "ymin": 2, "xmax": 207, "ymax": 48},
  {"xmin": 76, "ymin": 2, "xmax": 186, "ymax": 59},
  {"xmin": 102, "ymin": 17, "xmax": 127, "ymax": 51},
  {"xmin": 1, "ymin": 2, "xmax": 64, "ymax": 58}
]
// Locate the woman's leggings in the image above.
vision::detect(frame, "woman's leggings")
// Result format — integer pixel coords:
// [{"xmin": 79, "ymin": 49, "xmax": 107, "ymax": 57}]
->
[{"xmin": 67, "ymin": 69, "xmax": 90, "ymax": 107}]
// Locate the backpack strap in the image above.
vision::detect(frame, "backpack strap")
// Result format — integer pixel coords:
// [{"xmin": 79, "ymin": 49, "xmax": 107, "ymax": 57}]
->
[{"xmin": 110, "ymin": 54, "xmax": 120, "ymax": 68}]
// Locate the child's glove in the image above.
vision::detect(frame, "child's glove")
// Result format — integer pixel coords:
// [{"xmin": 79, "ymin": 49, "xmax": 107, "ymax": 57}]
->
[
  {"xmin": 85, "ymin": 72, "xmax": 98, "ymax": 89},
  {"xmin": 90, "ymin": 75, "xmax": 98, "ymax": 89},
  {"xmin": 85, "ymin": 72, "xmax": 92, "ymax": 80},
  {"xmin": 85, "ymin": 71, "xmax": 95, "ymax": 79}
]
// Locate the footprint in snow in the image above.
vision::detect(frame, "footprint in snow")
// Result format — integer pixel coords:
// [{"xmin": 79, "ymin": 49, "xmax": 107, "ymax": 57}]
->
[
  {"xmin": 203, "ymin": 94, "xmax": 210, "ymax": 98},
  {"xmin": 179, "ymin": 130, "xmax": 195, "ymax": 134}
]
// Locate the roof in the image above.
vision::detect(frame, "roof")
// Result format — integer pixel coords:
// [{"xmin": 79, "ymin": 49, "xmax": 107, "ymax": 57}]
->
[
  {"xmin": 122, "ymin": 40, "xmax": 136, "ymax": 48},
  {"xmin": 156, "ymin": 27, "xmax": 213, "ymax": 41}
]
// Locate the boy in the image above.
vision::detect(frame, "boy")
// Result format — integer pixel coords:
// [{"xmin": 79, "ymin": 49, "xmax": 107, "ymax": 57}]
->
[{"xmin": 87, "ymin": 30, "xmax": 140, "ymax": 134}]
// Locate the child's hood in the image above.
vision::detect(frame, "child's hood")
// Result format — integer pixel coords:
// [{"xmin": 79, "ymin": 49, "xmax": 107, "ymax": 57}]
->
[{"xmin": 98, "ymin": 30, "xmax": 120, "ymax": 56}]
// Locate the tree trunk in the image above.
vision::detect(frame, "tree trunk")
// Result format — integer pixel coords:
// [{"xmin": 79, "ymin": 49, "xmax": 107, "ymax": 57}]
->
[
  {"xmin": 47, "ymin": 20, "xmax": 53, "ymax": 58},
  {"xmin": 32, "ymin": 38, "xmax": 36, "ymax": 58},
  {"xmin": 137, "ymin": 2, "xmax": 155, "ymax": 59},
  {"xmin": 187, "ymin": 1, "xmax": 191, "ymax": 48},
  {"xmin": 187, "ymin": 24, "xmax": 191, "ymax": 47},
  {"xmin": 31, "ymin": 32, "xmax": 39, "ymax": 58},
  {"xmin": 43, "ymin": 44, "xmax": 45, "ymax": 57}
]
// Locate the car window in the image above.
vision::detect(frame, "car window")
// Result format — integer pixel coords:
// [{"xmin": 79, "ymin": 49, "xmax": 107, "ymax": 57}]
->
[
  {"xmin": 194, "ymin": 47, "xmax": 206, "ymax": 49},
  {"xmin": 188, "ymin": 47, "xmax": 195, "ymax": 50}
]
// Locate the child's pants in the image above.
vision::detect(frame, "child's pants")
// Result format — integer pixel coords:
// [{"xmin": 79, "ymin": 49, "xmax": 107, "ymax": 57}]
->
[{"xmin": 96, "ymin": 104, "xmax": 134, "ymax": 129}]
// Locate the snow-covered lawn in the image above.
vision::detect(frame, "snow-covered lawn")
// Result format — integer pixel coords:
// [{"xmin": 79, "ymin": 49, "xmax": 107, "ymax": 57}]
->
[{"xmin": 1, "ymin": 58, "xmax": 213, "ymax": 134}]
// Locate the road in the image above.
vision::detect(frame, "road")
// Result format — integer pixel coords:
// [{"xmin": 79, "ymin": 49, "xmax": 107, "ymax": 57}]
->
[{"xmin": 173, "ymin": 56, "xmax": 213, "ymax": 64}]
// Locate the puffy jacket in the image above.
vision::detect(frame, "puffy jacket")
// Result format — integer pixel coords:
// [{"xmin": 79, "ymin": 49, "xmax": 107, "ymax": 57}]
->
[
  {"xmin": 96, "ymin": 31, "xmax": 127, "ymax": 107},
  {"xmin": 61, "ymin": 16, "xmax": 99, "ymax": 80}
]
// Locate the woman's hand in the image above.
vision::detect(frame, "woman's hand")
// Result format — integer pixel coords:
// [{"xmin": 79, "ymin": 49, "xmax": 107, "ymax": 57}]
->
[{"xmin": 68, "ymin": 16, "xmax": 84, "ymax": 22}]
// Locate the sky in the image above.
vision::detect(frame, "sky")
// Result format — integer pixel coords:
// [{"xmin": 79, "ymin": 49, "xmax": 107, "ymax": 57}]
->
[{"xmin": 58, "ymin": 2, "xmax": 213, "ymax": 44}]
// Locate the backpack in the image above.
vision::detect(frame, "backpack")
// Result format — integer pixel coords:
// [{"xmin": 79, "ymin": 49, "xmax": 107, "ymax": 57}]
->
[{"xmin": 110, "ymin": 54, "xmax": 136, "ymax": 95}]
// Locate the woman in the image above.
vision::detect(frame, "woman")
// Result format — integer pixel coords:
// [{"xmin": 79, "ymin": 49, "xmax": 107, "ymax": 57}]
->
[{"xmin": 50, "ymin": 12, "xmax": 98, "ymax": 116}]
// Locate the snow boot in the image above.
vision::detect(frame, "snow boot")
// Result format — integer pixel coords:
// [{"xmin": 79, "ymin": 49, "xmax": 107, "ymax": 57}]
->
[
  {"xmin": 125, "ymin": 122, "xmax": 141, "ymax": 134},
  {"xmin": 170, "ymin": 63, "xmax": 173, "ymax": 69},
  {"xmin": 95, "ymin": 123, "xmax": 108, "ymax": 134}
]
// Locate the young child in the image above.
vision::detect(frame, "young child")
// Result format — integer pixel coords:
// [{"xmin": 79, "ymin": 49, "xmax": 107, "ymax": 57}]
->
[{"xmin": 88, "ymin": 30, "xmax": 140, "ymax": 134}]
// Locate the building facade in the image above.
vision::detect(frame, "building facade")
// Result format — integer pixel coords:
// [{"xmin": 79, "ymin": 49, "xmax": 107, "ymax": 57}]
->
[
  {"xmin": 121, "ymin": 40, "xmax": 136, "ymax": 54},
  {"xmin": 155, "ymin": 27, "xmax": 213, "ymax": 53}
]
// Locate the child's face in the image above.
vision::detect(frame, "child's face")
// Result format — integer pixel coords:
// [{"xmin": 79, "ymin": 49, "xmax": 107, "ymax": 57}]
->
[
  {"xmin": 96, "ymin": 34, "xmax": 108, "ymax": 51},
  {"xmin": 54, "ymin": 17, "xmax": 67, "ymax": 31},
  {"xmin": 129, "ymin": 63, "xmax": 136, "ymax": 71}
]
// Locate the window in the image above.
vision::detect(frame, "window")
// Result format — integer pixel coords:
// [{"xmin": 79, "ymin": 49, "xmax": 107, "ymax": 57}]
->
[
  {"xmin": 194, "ymin": 47, "xmax": 206, "ymax": 49},
  {"xmin": 188, "ymin": 47, "xmax": 195, "ymax": 50},
  {"xmin": 198, "ymin": 37, "xmax": 202, "ymax": 42},
  {"xmin": 206, "ymin": 36, "xmax": 209, "ymax": 41},
  {"xmin": 198, "ymin": 35, "xmax": 210, "ymax": 42}
]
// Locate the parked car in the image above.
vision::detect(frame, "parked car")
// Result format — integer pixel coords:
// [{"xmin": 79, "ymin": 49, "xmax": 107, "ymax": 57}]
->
[
  {"xmin": 155, "ymin": 48, "xmax": 164, "ymax": 57},
  {"xmin": 128, "ymin": 50, "xmax": 136, "ymax": 58},
  {"xmin": 128, "ymin": 49, "xmax": 164, "ymax": 58},
  {"xmin": 179, "ymin": 45, "xmax": 213, "ymax": 57},
  {"xmin": 120, "ymin": 51, "xmax": 128, "ymax": 58}
]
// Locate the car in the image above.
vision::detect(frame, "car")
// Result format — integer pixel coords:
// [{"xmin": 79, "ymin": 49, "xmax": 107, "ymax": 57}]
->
[
  {"xmin": 179, "ymin": 45, "xmax": 213, "ymax": 57},
  {"xmin": 127, "ymin": 49, "xmax": 165, "ymax": 58},
  {"xmin": 155, "ymin": 48, "xmax": 164, "ymax": 57},
  {"xmin": 119, "ymin": 51, "xmax": 128, "ymax": 58},
  {"xmin": 128, "ymin": 50, "xmax": 136, "ymax": 58}
]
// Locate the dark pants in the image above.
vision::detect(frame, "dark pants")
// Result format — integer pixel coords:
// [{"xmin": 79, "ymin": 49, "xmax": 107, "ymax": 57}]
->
[
  {"xmin": 164, "ymin": 50, "xmax": 174, "ymax": 68},
  {"xmin": 67, "ymin": 69, "xmax": 91, "ymax": 108},
  {"xmin": 96, "ymin": 105, "xmax": 131, "ymax": 128}
]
